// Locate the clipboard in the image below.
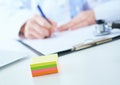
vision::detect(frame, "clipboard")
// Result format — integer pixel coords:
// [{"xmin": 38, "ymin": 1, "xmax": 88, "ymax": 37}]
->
[{"xmin": 17, "ymin": 25, "xmax": 120, "ymax": 56}]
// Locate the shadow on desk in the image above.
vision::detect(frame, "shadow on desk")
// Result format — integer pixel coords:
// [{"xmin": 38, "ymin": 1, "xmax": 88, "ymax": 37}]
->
[{"xmin": 0, "ymin": 57, "xmax": 28, "ymax": 70}]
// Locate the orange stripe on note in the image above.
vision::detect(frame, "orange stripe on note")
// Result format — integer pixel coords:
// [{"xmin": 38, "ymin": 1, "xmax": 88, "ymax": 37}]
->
[{"xmin": 32, "ymin": 67, "xmax": 58, "ymax": 77}]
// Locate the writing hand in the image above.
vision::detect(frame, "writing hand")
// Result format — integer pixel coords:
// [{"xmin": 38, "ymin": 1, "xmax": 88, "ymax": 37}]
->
[{"xmin": 20, "ymin": 14, "xmax": 57, "ymax": 39}]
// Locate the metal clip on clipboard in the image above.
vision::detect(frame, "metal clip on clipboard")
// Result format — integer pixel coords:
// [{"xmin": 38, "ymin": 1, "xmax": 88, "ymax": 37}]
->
[{"xmin": 72, "ymin": 38, "xmax": 112, "ymax": 51}]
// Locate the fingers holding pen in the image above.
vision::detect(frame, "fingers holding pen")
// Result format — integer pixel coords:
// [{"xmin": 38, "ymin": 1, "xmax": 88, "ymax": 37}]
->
[
  {"xmin": 33, "ymin": 15, "xmax": 57, "ymax": 36},
  {"xmin": 21, "ymin": 15, "xmax": 57, "ymax": 39},
  {"xmin": 24, "ymin": 21, "xmax": 50, "ymax": 39}
]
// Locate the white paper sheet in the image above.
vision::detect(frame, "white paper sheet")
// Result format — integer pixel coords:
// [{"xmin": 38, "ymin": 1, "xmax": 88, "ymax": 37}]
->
[{"xmin": 22, "ymin": 25, "xmax": 120, "ymax": 55}]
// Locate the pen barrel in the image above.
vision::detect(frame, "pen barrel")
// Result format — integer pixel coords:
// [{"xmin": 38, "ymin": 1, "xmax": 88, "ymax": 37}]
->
[
  {"xmin": 72, "ymin": 42, "xmax": 96, "ymax": 51},
  {"xmin": 72, "ymin": 38, "xmax": 112, "ymax": 51},
  {"xmin": 95, "ymin": 38, "xmax": 112, "ymax": 44}
]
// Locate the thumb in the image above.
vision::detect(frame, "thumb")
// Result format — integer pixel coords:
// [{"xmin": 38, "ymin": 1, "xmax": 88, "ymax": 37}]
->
[{"xmin": 49, "ymin": 19, "xmax": 57, "ymax": 32}]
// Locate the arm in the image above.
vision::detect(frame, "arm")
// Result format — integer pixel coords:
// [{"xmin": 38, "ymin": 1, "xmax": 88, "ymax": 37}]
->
[{"xmin": 58, "ymin": 0, "xmax": 120, "ymax": 31}]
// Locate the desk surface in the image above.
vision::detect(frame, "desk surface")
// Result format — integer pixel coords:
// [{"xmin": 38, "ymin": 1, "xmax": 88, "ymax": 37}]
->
[{"xmin": 0, "ymin": 39, "xmax": 120, "ymax": 85}]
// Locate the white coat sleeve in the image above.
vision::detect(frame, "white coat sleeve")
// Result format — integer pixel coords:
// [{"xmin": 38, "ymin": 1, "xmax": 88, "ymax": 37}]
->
[
  {"xmin": 93, "ymin": 0, "xmax": 120, "ymax": 22},
  {"xmin": 0, "ymin": 0, "xmax": 35, "ymax": 39}
]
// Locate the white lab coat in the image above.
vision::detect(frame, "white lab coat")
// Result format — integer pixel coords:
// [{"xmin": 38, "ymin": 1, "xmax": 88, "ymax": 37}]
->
[{"xmin": 0, "ymin": 0, "xmax": 120, "ymax": 39}]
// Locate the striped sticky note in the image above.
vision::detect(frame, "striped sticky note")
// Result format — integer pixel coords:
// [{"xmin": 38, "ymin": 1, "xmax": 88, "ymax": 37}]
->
[{"xmin": 30, "ymin": 54, "xmax": 59, "ymax": 77}]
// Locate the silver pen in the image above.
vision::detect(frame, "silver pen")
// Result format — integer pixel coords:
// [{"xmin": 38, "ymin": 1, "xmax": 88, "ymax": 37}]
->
[{"xmin": 72, "ymin": 35, "xmax": 120, "ymax": 51}]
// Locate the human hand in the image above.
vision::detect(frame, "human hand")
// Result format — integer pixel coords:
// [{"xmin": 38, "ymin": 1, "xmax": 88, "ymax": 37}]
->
[
  {"xmin": 58, "ymin": 10, "xmax": 96, "ymax": 31},
  {"xmin": 20, "ymin": 14, "xmax": 57, "ymax": 39}
]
